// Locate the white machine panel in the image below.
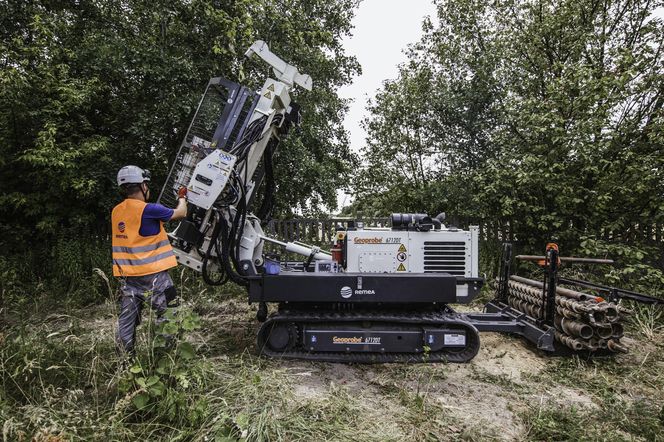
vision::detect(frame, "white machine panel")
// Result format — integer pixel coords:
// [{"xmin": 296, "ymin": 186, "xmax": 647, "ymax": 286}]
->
[
  {"xmin": 186, "ymin": 149, "xmax": 237, "ymax": 210},
  {"xmin": 345, "ymin": 227, "xmax": 479, "ymax": 300},
  {"xmin": 358, "ymin": 251, "xmax": 398, "ymax": 273}
]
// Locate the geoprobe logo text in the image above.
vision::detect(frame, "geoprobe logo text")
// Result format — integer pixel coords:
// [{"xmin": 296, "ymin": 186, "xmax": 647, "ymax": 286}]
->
[
  {"xmin": 353, "ymin": 237, "xmax": 383, "ymax": 244},
  {"xmin": 340, "ymin": 286, "xmax": 376, "ymax": 298}
]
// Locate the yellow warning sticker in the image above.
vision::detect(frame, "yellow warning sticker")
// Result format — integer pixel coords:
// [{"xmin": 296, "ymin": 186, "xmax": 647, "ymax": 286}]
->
[
  {"xmin": 263, "ymin": 91, "xmax": 272, "ymax": 99},
  {"xmin": 398, "ymin": 244, "xmax": 407, "ymax": 252},
  {"xmin": 267, "ymin": 83, "xmax": 275, "ymax": 92},
  {"xmin": 397, "ymin": 263, "xmax": 406, "ymax": 271}
]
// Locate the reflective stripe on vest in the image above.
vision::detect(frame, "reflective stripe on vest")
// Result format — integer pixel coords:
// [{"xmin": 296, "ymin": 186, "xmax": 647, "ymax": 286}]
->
[{"xmin": 111, "ymin": 199, "xmax": 178, "ymax": 277}]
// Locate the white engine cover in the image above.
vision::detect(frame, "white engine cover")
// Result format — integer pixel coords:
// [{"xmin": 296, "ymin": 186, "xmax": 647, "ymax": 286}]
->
[{"xmin": 345, "ymin": 227, "xmax": 479, "ymax": 300}]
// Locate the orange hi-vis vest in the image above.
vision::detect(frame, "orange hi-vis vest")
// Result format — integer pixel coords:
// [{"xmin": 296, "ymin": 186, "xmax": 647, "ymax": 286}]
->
[{"xmin": 111, "ymin": 199, "xmax": 177, "ymax": 277}]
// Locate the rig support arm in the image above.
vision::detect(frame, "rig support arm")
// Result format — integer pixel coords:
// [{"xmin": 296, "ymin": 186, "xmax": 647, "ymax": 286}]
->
[{"xmin": 245, "ymin": 40, "xmax": 313, "ymax": 91}]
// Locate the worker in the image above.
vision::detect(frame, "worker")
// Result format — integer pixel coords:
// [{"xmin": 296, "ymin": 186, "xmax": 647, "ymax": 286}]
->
[{"xmin": 111, "ymin": 165, "xmax": 187, "ymax": 354}]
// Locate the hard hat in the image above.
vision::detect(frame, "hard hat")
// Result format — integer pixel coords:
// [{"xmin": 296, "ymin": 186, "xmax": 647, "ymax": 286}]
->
[{"xmin": 117, "ymin": 165, "xmax": 151, "ymax": 186}]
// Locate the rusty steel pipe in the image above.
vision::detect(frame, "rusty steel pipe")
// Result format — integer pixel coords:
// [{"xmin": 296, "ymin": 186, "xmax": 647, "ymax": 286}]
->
[
  {"xmin": 588, "ymin": 338, "xmax": 606, "ymax": 350},
  {"xmin": 508, "ymin": 281, "xmax": 593, "ymax": 313},
  {"xmin": 600, "ymin": 304, "xmax": 620, "ymax": 323},
  {"xmin": 516, "ymin": 255, "xmax": 614, "ymax": 265},
  {"xmin": 554, "ymin": 331, "xmax": 585, "ymax": 351},
  {"xmin": 607, "ymin": 340, "xmax": 628, "ymax": 353},
  {"xmin": 510, "ymin": 276, "xmax": 601, "ymax": 302},
  {"xmin": 611, "ymin": 323, "xmax": 624, "ymax": 338},
  {"xmin": 594, "ymin": 324, "xmax": 613, "ymax": 339},
  {"xmin": 555, "ymin": 316, "xmax": 594, "ymax": 339}
]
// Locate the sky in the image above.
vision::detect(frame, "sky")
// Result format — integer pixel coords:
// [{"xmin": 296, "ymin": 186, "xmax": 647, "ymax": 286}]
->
[{"xmin": 337, "ymin": 0, "xmax": 437, "ymax": 208}]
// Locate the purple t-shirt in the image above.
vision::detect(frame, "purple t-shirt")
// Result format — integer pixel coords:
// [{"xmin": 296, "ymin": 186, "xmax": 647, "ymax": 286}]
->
[{"xmin": 139, "ymin": 203, "xmax": 174, "ymax": 237}]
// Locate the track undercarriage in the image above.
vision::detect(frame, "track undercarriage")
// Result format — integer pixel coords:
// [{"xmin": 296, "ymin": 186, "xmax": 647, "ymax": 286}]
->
[{"xmin": 257, "ymin": 305, "xmax": 482, "ymax": 363}]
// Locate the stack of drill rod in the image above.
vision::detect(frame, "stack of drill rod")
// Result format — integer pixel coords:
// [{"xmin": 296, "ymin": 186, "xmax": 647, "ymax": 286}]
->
[{"xmin": 506, "ymin": 275, "xmax": 630, "ymax": 353}]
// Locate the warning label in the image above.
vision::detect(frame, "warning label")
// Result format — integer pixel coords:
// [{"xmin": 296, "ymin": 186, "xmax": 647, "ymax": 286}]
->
[
  {"xmin": 263, "ymin": 91, "xmax": 272, "ymax": 99},
  {"xmin": 267, "ymin": 83, "xmax": 275, "ymax": 91},
  {"xmin": 397, "ymin": 252, "xmax": 407, "ymax": 262},
  {"xmin": 397, "ymin": 263, "xmax": 406, "ymax": 271},
  {"xmin": 398, "ymin": 244, "xmax": 407, "ymax": 252}
]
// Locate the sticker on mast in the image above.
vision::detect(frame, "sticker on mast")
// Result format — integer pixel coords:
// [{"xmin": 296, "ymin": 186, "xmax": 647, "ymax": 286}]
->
[
  {"xmin": 398, "ymin": 244, "xmax": 407, "ymax": 252},
  {"xmin": 397, "ymin": 263, "xmax": 406, "ymax": 271}
]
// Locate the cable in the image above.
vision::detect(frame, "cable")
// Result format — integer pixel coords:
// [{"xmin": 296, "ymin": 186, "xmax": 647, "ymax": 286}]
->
[
  {"xmin": 218, "ymin": 212, "xmax": 249, "ymax": 287},
  {"xmin": 203, "ymin": 112, "xmax": 286, "ymax": 283},
  {"xmin": 201, "ymin": 211, "xmax": 227, "ymax": 286}
]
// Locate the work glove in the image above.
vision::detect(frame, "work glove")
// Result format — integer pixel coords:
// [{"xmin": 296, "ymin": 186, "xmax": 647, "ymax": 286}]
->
[
  {"xmin": 177, "ymin": 186, "xmax": 187, "ymax": 199},
  {"xmin": 165, "ymin": 286, "xmax": 180, "ymax": 308}
]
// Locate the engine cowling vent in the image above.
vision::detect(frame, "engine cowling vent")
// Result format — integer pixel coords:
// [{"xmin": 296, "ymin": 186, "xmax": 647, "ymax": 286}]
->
[{"xmin": 423, "ymin": 241, "xmax": 467, "ymax": 275}]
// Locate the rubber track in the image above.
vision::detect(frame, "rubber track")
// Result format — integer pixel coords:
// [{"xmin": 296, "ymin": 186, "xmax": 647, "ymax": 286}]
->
[{"xmin": 257, "ymin": 309, "xmax": 481, "ymax": 363}]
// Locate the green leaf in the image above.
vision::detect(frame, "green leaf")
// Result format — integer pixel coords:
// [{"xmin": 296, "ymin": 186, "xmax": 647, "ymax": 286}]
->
[
  {"xmin": 132, "ymin": 393, "xmax": 150, "ymax": 409},
  {"xmin": 149, "ymin": 381, "xmax": 165, "ymax": 397},
  {"xmin": 235, "ymin": 412, "xmax": 249, "ymax": 430},
  {"xmin": 182, "ymin": 318, "xmax": 196, "ymax": 331},
  {"xmin": 129, "ymin": 364, "xmax": 142, "ymax": 374},
  {"xmin": 146, "ymin": 375, "xmax": 159, "ymax": 387},
  {"xmin": 178, "ymin": 342, "xmax": 195, "ymax": 360},
  {"xmin": 156, "ymin": 357, "xmax": 172, "ymax": 375},
  {"xmin": 153, "ymin": 335, "xmax": 167, "ymax": 348},
  {"xmin": 162, "ymin": 322, "xmax": 179, "ymax": 335}
]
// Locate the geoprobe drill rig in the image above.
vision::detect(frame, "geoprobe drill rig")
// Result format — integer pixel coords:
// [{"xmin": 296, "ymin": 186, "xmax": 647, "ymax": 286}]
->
[{"xmin": 159, "ymin": 41, "xmax": 555, "ymax": 363}]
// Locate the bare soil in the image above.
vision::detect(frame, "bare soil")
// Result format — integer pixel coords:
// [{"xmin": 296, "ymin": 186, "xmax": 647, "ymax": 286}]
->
[
  {"xmin": 46, "ymin": 296, "xmax": 660, "ymax": 441},
  {"xmin": 197, "ymin": 300, "xmax": 611, "ymax": 441}
]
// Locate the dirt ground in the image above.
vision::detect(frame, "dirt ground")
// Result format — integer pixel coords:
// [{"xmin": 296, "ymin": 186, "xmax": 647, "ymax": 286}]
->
[
  {"xmin": 9, "ymin": 295, "xmax": 659, "ymax": 441},
  {"xmin": 197, "ymin": 298, "xmax": 643, "ymax": 441}
]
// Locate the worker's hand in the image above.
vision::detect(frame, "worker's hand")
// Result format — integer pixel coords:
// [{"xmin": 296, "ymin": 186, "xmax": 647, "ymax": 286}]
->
[{"xmin": 177, "ymin": 186, "xmax": 187, "ymax": 199}]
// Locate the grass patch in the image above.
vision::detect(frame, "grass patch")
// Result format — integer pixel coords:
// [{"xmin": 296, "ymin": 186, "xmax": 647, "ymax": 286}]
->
[
  {"xmin": 522, "ymin": 400, "xmax": 664, "ymax": 442},
  {"xmin": 2, "ymin": 285, "xmax": 663, "ymax": 441},
  {"xmin": 522, "ymin": 404, "xmax": 621, "ymax": 441},
  {"xmin": 512, "ymin": 301, "xmax": 664, "ymax": 441}
]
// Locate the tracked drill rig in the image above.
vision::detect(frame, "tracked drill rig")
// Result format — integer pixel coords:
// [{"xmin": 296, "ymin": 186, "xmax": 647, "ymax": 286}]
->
[{"xmin": 158, "ymin": 41, "xmax": 555, "ymax": 363}]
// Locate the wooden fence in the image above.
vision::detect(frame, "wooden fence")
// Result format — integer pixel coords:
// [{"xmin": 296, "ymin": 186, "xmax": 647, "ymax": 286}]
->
[
  {"xmin": 265, "ymin": 217, "xmax": 390, "ymax": 246},
  {"xmin": 265, "ymin": 217, "xmax": 664, "ymax": 248}
]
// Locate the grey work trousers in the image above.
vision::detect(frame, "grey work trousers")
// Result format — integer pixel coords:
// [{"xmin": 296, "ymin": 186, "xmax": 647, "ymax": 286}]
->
[{"xmin": 116, "ymin": 270, "xmax": 176, "ymax": 354}]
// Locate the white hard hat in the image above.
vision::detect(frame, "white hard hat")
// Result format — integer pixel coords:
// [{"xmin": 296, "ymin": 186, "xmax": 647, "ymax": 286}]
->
[{"xmin": 117, "ymin": 165, "xmax": 151, "ymax": 186}]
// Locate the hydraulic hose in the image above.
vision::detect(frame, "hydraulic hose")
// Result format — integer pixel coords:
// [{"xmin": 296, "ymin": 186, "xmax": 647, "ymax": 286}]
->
[
  {"xmin": 219, "ymin": 214, "xmax": 249, "ymax": 287},
  {"xmin": 201, "ymin": 211, "xmax": 227, "ymax": 286}
]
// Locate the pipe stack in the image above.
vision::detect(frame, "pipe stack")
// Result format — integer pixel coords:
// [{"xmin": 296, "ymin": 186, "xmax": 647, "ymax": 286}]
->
[{"xmin": 506, "ymin": 276, "xmax": 629, "ymax": 353}]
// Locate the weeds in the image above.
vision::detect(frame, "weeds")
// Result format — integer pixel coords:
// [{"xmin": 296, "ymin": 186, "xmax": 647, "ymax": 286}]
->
[
  {"xmin": 629, "ymin": 303, "xmax": 664, "ymax": 340},
  {"xmin": 2, "ymin": 270, "xmax": 663, "ymax": 440}
]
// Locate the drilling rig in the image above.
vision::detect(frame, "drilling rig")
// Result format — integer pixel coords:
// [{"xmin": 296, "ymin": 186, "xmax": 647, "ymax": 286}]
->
[{"xmin": 159, "ymin": 41, "xmax": 566, "ymax": 363}]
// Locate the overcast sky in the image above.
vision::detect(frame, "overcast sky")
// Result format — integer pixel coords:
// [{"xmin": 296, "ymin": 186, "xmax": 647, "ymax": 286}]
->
[{"xmin": 337, "ymin": 0, "xmax": 437, "ymax": 207}]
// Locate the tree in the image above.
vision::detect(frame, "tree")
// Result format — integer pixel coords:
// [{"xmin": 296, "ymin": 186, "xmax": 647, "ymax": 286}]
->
[
  {"xmin": 355, "ymin": 0, "xmax": 664, "ymax": 259},
  {"xmin": 0, "ymin": 0, "xmax": 360, "ymax": 298}
]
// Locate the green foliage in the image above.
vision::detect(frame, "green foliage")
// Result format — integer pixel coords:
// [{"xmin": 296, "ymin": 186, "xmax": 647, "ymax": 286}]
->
[
  {"xmin": 0, "ymin": 300, "xmax": 242, "ymax": 440},
  {"xmin": 119, "ymin": 306, "xmax": 211, "ymax": 426},
  {"xmin": 0, "ymin": 0, "xmax": 360, "ymax": 305},
  {"xmin": 355, "ymin": 0, "xmax": 664, "ymax": 276},
  {"xmin": 579, "ymin": 237, "xmax": 664, "ymax": 293},
  {"xmin": 2, "ymin": 293, "xmax": 663, "ymax": 440}
]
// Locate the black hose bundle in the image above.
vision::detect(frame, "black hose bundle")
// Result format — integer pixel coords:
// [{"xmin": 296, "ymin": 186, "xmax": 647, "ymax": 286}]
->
[
  {"xmin": 218, "ymin": 212, "xmax": 249, "ymax": 287},
  {"xmin": 200, "ymin": 112, "xmax": 288, "ymax": 287}
]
